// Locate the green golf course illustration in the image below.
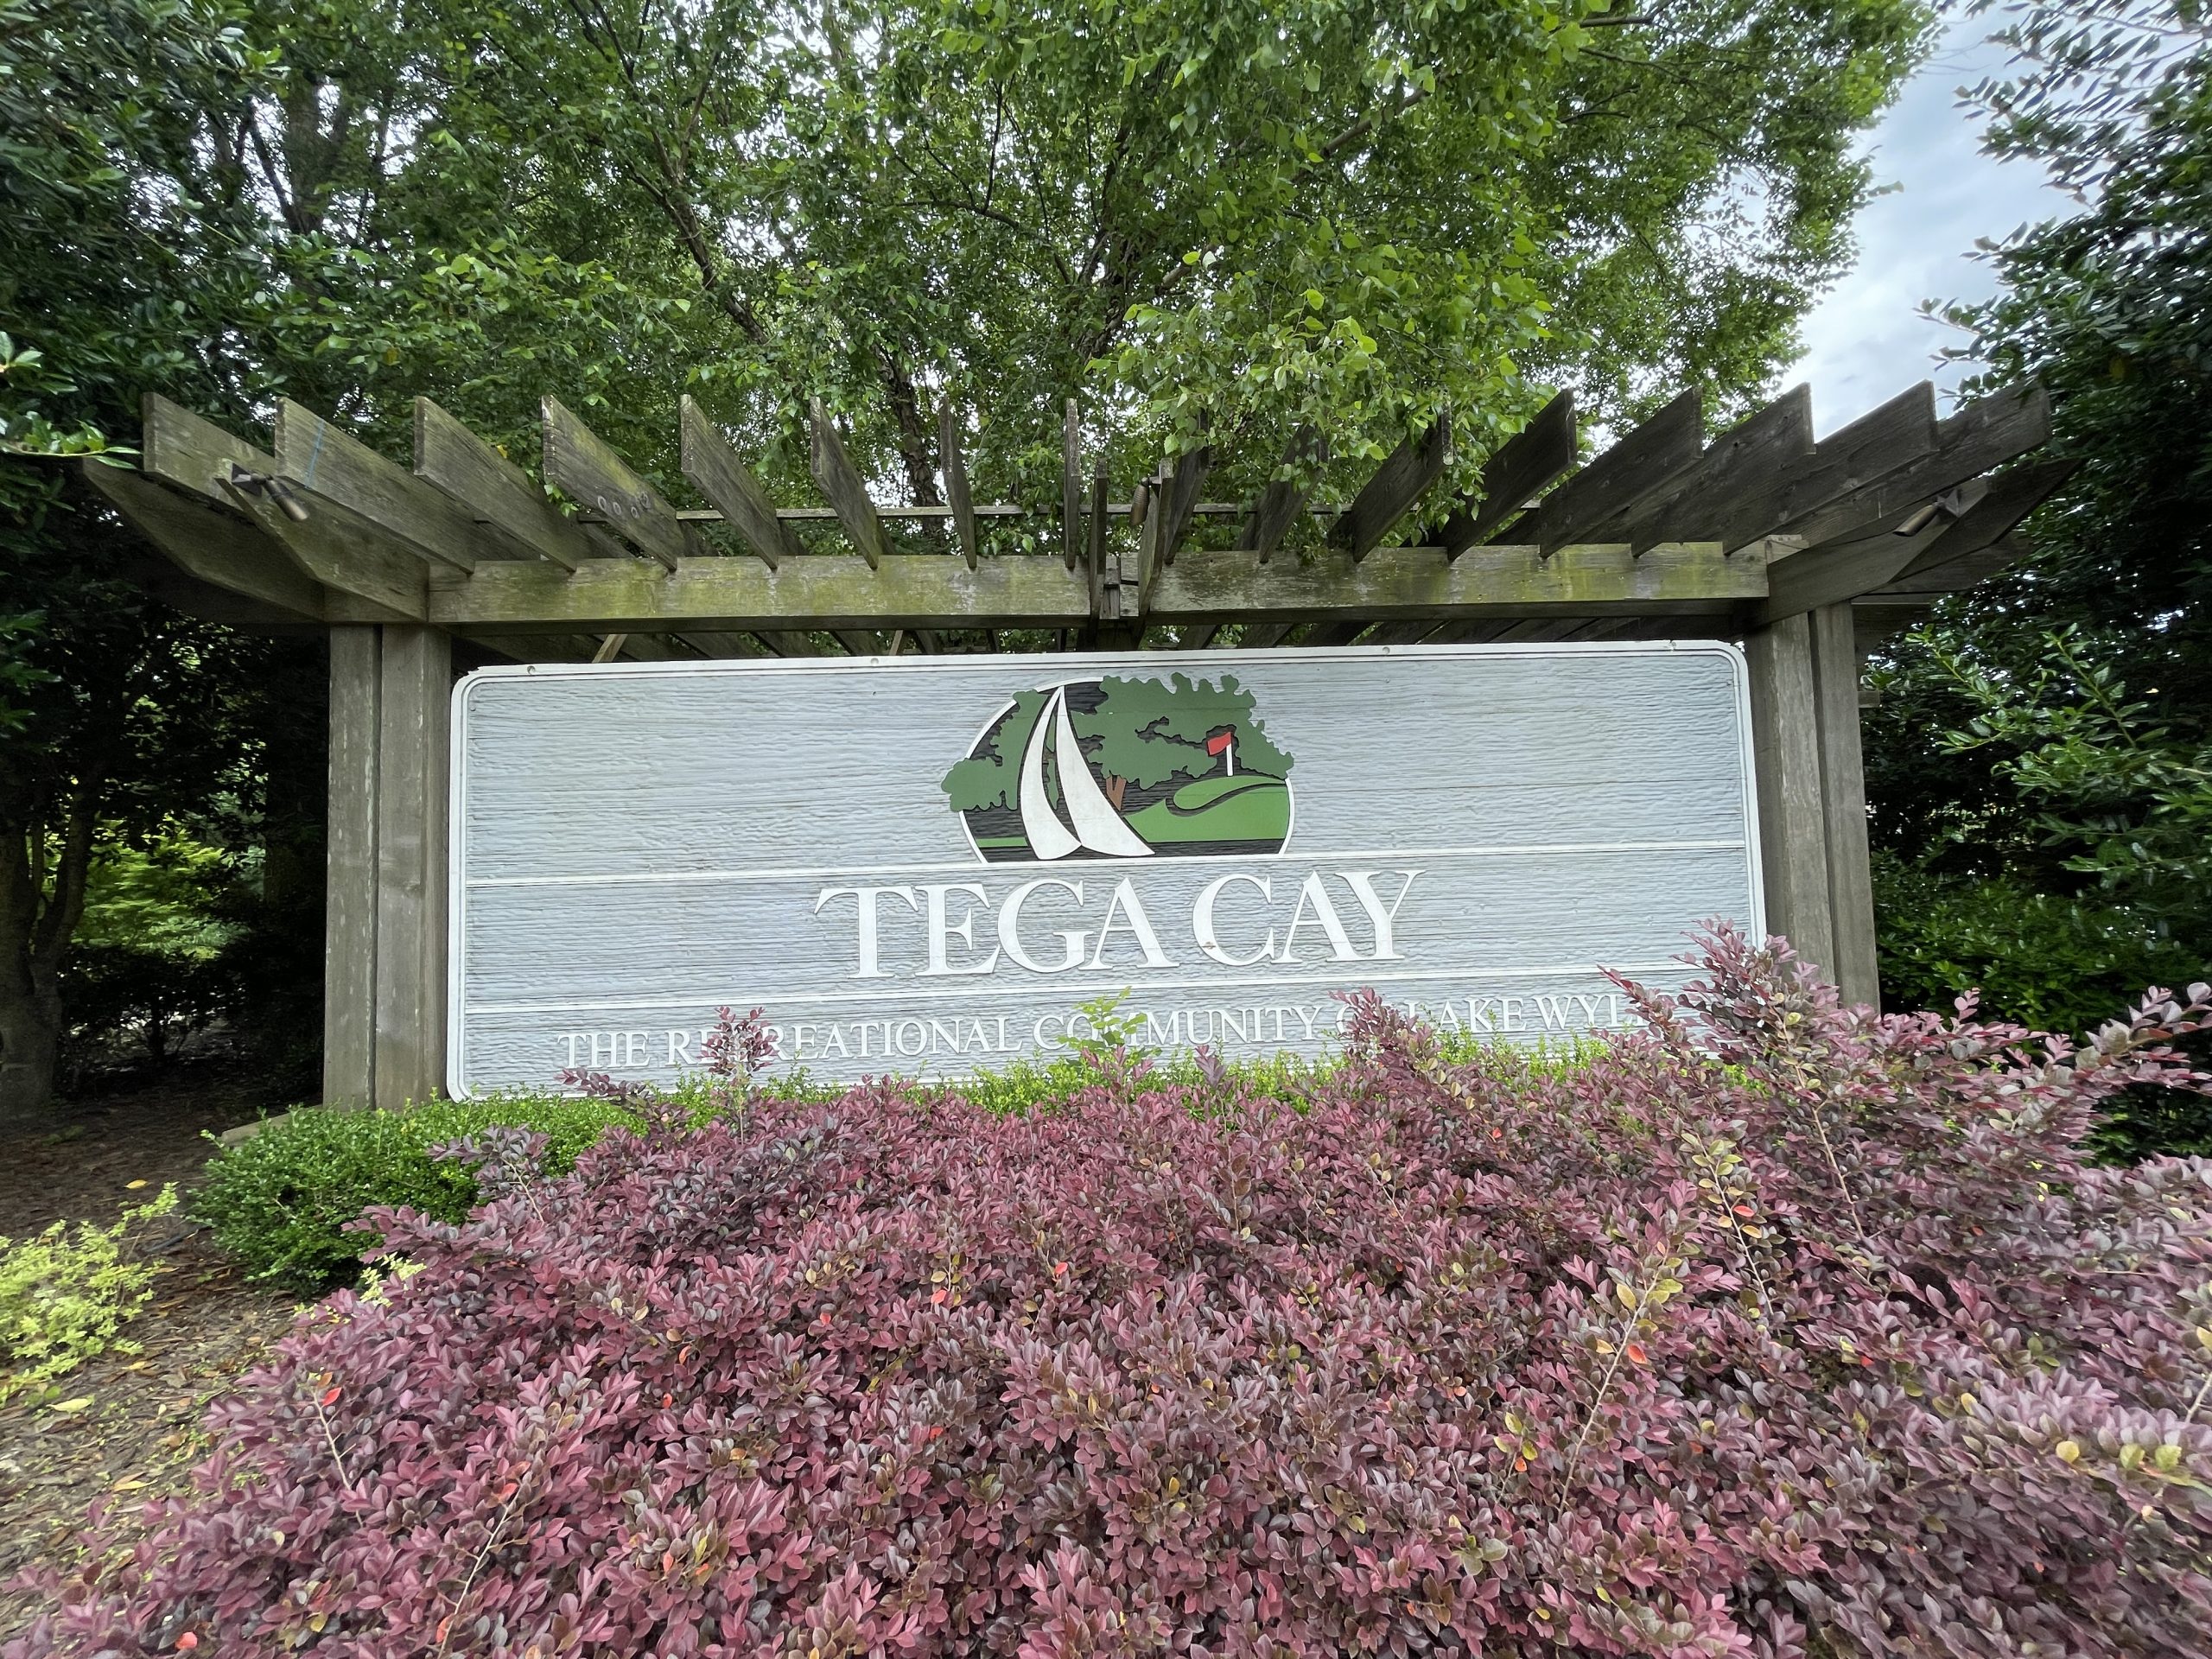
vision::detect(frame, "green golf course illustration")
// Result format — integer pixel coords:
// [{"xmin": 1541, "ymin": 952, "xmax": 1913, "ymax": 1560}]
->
[{"xmin": 943, "ymin": 675, "xmax": 1294, "ymax": 861}]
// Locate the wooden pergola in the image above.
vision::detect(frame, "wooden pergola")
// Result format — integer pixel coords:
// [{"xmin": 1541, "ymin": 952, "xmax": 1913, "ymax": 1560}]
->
[{"xmin": 85, "ymin": 378, "xmax": 2063, "ymax": 1109}]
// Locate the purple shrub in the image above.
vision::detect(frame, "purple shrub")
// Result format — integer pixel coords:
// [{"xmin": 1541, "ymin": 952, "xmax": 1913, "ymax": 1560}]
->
[{"xmin": 16, "ymin": 931, "xmax": 2212, "ymax": 1658}]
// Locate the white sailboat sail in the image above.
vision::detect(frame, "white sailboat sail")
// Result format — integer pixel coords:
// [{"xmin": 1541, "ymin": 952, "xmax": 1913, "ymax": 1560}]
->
[
  {"xmin": 1016, "ymin": 687, "xmax": 1082, "ymax": 860},
  {"xmin": 1014, "ymin": 685, "xmax": 1154, "ymax": 860},
  {"xmin": 1052, "ymin": 690, "xmax": 1154, "ymax": 858}
]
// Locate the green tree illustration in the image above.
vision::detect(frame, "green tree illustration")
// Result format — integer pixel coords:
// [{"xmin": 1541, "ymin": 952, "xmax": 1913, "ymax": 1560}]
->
[
  {"xmin": 1077, "ymin": 676, "xmax": 1292, "ymax": 808},
  {"xmin": 941, "ymin": 689, "xmax": 1052, "ymax": 812}
]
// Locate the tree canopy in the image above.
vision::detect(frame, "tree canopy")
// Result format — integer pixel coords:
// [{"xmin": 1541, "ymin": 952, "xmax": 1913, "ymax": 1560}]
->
[{"xmin": 0, "ymin": 0, "xmax": 1939, "ymax": 1115}]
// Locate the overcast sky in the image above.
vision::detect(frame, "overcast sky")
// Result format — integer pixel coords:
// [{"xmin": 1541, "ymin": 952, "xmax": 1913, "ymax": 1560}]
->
[{"xmin": 1786, "ymin": 16, "xmax": 2074, "ymax": 435}]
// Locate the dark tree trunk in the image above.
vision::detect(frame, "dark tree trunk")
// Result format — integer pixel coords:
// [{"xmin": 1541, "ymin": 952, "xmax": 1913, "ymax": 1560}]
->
[
  {"xmin": 0, "ymin": 977, "xmax": 62, "ymax": 1122},
  {"xmin": 0, "ymin": 805, "xmax": 97, "ymax": 1123}
]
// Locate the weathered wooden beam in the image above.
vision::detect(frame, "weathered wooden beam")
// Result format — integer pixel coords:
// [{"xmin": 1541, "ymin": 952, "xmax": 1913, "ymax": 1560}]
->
[
  {"xmin": 1360, "ymin": 619, "xmax": 1444, "ymax": 646},
  {"xmin": 939, "ymin": 405, "xmax": 980, "ymax": 569},
  {"xmin": 1134, "ymin": 467, "xmax": 1166, "ymax": 617},
  {"xmin": 1754, "ymin": 520, "xmax": 1947, "ymax": 627},
  {"xmin": 1772, "ymin": 385, "xmax": 2050, "ymax": 551},
  {"xmin": 1332, "ymin": 416, "xmax": 1450, "ymax": 562},
  {"xmin": 220, "ymin": 477, "xmax": 429, "ymax": 622},
  {"xmin": 1516, "ymin": 389, "xmax": 1703, "ymax": 555},
  {"xmin": 1744, "ymin": 614, "xmax": 1835, "ymax": 974},
  {"xmin": 412, "ymin": 400, "xmax": 585, "ymax": 574},
  {"xmin": 1438, "ymin": 390, "xmax": 1577, "ymax": 556},
  {"xmin": 542, "ymin": 396, "xmax": 695, "ymax": 570},
  {"xmin": 84, "ymin": 462, "xmax": 325, "ymax": 620},
  {"xmin": 372, "ymin": 625, "xmax": 449, "ymax": 1109},
  {"xmin": 676, "ymin": 631, "xmax": 772, "ymax": 659},
  {"xmin": 1158, "ymin": 445, "xmax": 1208, "ymax": 567},
  {"xmin": 1062, "ymin": 400, "xmax": 1083, "ymax": 570},
  {"xmin": 1700, "ymin": 382, "xmax": 1937, "ymax": 553},
  {"xmin": 1750, "ymin": 450, "xmax": 2062, "ymax": 627},
  {"xmin": 276, "ymin": 399, "xmax": 537, "ymax": 575},
  {"xmin": 140, "ymin": 393, "xmax": 270, "ymax": 505},
  {"xmin": 1613, "ymin": 385, "xmax": 1814, "ymax": 551},
  {"xmin": 679, "ymin": 396, "xmax": 800, "ymax": 570},
  {"xmin": 1152, "ymin": 538, "xmax": 1764, "ymax": 623},
  {"xmin": 1236, "ymin": 428, "xmax": 1323, "ymax": 564},
  {"xmin": 431, "ymin": 552, "xmax": 1091, "ymax": 632},
  {"xmin": 1809, "ymin": 602, "xmax": 1878, "ymax": 1007},
  {"xmin": 413, "ymin": 400, "xmax": 587, "ymax": 574},
  {"xmin": 1894, "ymin": 455, "xmax": 2075, "ymax": 582},
  {"xmin": 806, "ymin": 397, "xmax": 888, "ymax": 570},
  {"xmin": 1300, "ymin": 620, "xmax": 1370, "ymax": 648},
  {"xmin": 323, "ymin": 626, "xmax": 379, "ymax": 1107}
]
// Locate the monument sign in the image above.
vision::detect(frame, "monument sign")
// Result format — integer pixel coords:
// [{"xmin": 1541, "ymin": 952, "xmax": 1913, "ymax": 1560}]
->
[{"xmin": 447, "ymin": 644, "xmax": 1761, "ymax": 1091}]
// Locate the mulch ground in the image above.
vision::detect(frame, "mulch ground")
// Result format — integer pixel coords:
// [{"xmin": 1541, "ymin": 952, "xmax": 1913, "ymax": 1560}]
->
[{"xmin": 0, "ymin": 1060, "xmax": 302, "ymax": 1640}]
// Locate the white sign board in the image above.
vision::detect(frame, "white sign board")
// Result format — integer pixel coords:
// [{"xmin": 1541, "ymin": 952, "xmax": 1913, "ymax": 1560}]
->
[{"xmin": 448, "ymin": 644, "xmax": 1761, "ymax": 1093}]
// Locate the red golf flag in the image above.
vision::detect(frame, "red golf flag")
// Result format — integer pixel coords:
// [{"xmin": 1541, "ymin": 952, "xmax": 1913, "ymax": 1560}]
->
[{"xmin": 1205, "ymin": 730, "xmax": 1234, "ymax": 755}]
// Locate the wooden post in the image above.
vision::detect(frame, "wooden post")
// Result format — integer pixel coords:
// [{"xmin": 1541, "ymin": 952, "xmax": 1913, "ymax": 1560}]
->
[
  {"xmin": 373, "ymin": 626, "xmax": 451, "ymax": 1109},
  {"xmin": 323, "ymin": 624, "xmax": 453, "ymax": 1109},
  {"xmin": 1743, "ymin": 614, "xmax": 1836, "ymax": 980},
  {"xmin": 323, "ymin": 626, "xmax": 380, "ymax": 1107},
  {"xmin": 1809, "ymin": 602, "xmax": 1879, "ymax": 1006}
]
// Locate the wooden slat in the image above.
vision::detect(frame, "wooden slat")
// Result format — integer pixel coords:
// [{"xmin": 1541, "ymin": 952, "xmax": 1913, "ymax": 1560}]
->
[
  {"xmin": 1516, "ymin": 389, "xmax": 1703, "ymax": 554},
  {"xmin": 220, "ymin": 479, "xmax": 428, "ymax": 621},
  {"xmin": 1612, "ymin": 385, "xmax": 1814, "ymax": 551},
  {"xmin": 939, "ymin": 405, "xmax": 979, "ymax": 569},
  {"xmin": 1159, "ymin": 446, "xmax": 1208, "ymax": 566},
  {"xmin": 122, "ymin": 554, "xmax": 318, "ymax": 632},
  {"xmin": 1759, "ymin": 524, "xmax": 1937, "ymax": 626},
  {"xmin": 1236, "ymin": 428, "xmax": 1323, "ymax": 564},
  {"xmin": 1332, "ymin": 416, "xmax": 1450, "ymax": 562},
  {"xmin": 1174, "ymin": 623, "xmax": 1221, "ymax": 650},
  {"xmin": 480, "ymin": 634, "xmax": 601, "ymax": 664},
  {"xmin": 140, "ymin": 393, "xmax": 269, "ymax": 505},
  {"xmin": 1154, "ymin": 538, "xmax": 1763, "ymax": 623},
  {"xmin": 84, "ymin": 463, "xmax": 324, "ymax": 620},
  {"xmin": 1489, "ymin": 617, "xmax": 1586, "ymax": 644},
  {"xmin": 413, "ymin": 398, "xmax": 586, "ymax": 573},
  {"xmin": 1438, "ymin": 391, "xmax": 1577, "ymax": 556},
  {"xmin": 275, "ymin": 399, "xmax": 527, "ymax": 574},
  {"xmin": 1894, "ymin": 455, "xmax": 2075, "ymax": 582},
  {"xmin": 542, "ymin": 396, "xmax": 693, "ymax": 570},
  {"xmin": 1135, "ymin": 467, "xmax": 1166, "ymax": 616},
  {"xmin": 1360, "ymin": 619, "xmax": 1445, "ymax": 646},
  {"xmin": 679, "ymin": 396, "xmax": 800, "ymax": 570},
  {"xmin": 433, "ymin": 552, "xmax": 1090, "ymax": 632},
  {"xmin": 1700, "ymin": 382, "xmax": 1936, "ymax": 553},
  {"xmin": 1236, "ymin": 622, "xmax": 1298, "ymax": 648},
  {"xmin": 807, "ymin": 397, "xmax": 888, "ymax": 569},
  {"xmin": 1300, "ymin": 620, "xmax": 1370, "ymax": 647},
  {"xmin": 675, "ymin": 631, "xmax": 772, "ymax": 658},
  {"xmin": 1062, "ymin": 400, "xmax": 1082, "ymax": 570},
  {"xmin": 1773, "ymin": 385, "xmax": 2050, "ymax": 550}
]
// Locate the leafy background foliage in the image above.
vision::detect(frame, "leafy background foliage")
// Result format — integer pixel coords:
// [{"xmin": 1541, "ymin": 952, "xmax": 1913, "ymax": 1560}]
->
[
  {"xmin": 1862, "ymin": 0, "xmax": 2212, "ymax": 1157},
  {"xmin": 0, "ymin": 0, "xmax": 1942, "ymax": 1118}
]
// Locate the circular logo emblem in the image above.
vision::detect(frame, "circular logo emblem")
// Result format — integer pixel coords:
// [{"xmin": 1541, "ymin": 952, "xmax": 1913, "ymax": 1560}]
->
[{"xmin": 943, "ymin": 674, "xmax": 1294, "ymax": 862}]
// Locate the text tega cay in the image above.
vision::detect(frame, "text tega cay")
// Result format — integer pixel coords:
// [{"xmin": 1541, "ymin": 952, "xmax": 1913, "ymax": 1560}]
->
[{"xmin": 812, "ymin": 869, "xmax": 1421, "ymax": 981}]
